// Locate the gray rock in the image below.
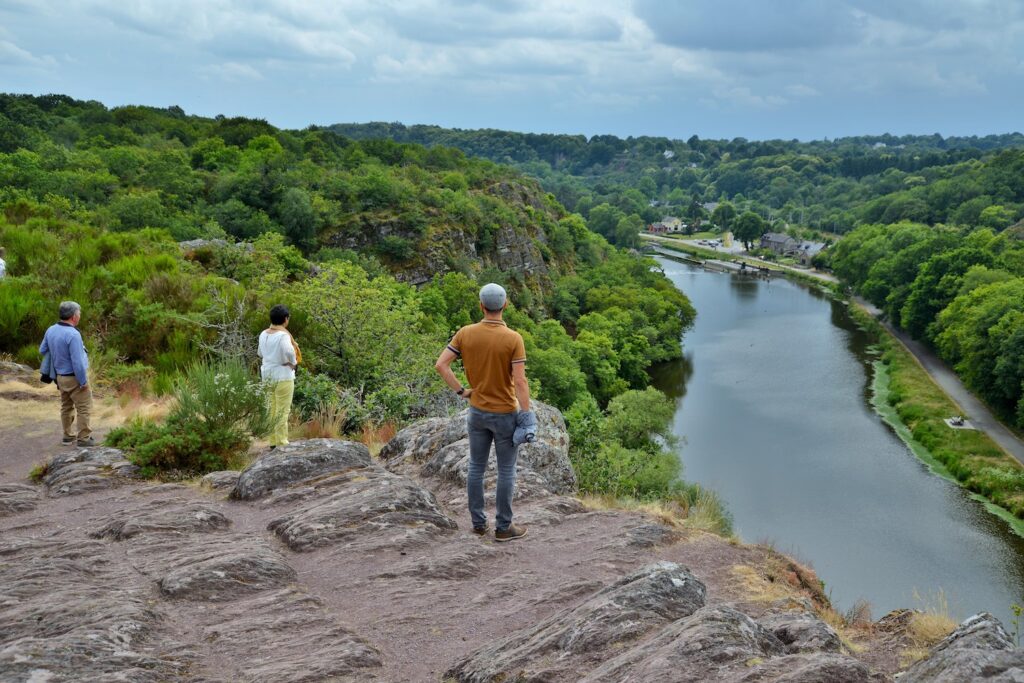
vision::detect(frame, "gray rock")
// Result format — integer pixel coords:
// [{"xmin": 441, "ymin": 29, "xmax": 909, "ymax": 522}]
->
[
  {"xmin": 733, "ymin": 652, "xmax": 874, "ymax": 682},
  {"xmin": 900, "ymin": 612, "xmax": 1024, "ymax": 682},
  {"xmin": 126, "ymin": 534, "xmax": 297, "ymax": 601},
  {"xmin": 189, "ymin": 587, "xmax": 381, "ymax": 682},
  {"xmin": 627, "ymin": 522, "xmax": 683, "ymax": 548},
  {"xmin": 0, "ymin": 360, "xmax": 36, "ymax": 381},
  {"xmin": 200, "ymin": 470, "xmax": 241, "ymax": 491},
  {"xmin": 90, "ymin": 498, "xmax": 231, "ymax": 540},
  {"xmin": 42, "ymin": 446, "xmax": 141, "ymax": 496},
  {"xmin": 0, "ymin": 483, "xmax": 40, "ymax": 517},
  {"xmin": 583, "ymin": 605, "xmax": 787, "ymax": 682},
  {"xmin": 231, "ymin": 439, "xmax": 373, "ymax": 500},
  {"xmin": 384, "ymin": 402, "xmax": 577, "ymax": 494},
  {"xmin": 446, "ymin": 561, "xmax": 707, "ymax": 682},
  {"xmin": 757, "ymin": 609, "xmax": 844, "ymax": 653},
  {"xmin": 376, "ymin": 540, "xmax": 501, "ymax": 579},
  {"xmin": 267, "ymin": 466, "xmax": 457, "ymax": 551},
  {"xmin": 0, "ymin": 537, "xmax": 188, "ymax": 681}
]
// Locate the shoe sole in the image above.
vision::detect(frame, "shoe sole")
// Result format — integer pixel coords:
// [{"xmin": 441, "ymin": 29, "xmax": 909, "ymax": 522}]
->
[{"xmin": 494, "ymin": 529, "xmax": 528, "ymax": 543}]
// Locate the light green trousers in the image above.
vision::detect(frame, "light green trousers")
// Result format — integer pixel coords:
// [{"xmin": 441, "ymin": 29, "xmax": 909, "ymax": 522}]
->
[{"xmin": 268, "ymin": 379, "xmax": 294, "ymax": 446}]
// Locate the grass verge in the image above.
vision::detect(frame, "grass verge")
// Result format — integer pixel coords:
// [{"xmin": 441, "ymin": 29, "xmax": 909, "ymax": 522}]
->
[
  {"xmin": 851, "ymin": 305, "xmax": 1024, "ymax": 534},
  {"xmin": 579, "ymin": 488, "xmax": 733, "ymax": 537}
]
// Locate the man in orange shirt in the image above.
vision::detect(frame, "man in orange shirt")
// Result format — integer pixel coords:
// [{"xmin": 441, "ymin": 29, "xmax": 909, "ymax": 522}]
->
[{"xmin": 435, "ymin": 283, "xmax": 531, "ymax": 542}]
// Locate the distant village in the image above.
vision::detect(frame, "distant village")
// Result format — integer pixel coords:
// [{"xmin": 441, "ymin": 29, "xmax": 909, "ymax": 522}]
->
[{"xmin": 646, "ymin": 202, "xmax": 826, "ymax": 267}]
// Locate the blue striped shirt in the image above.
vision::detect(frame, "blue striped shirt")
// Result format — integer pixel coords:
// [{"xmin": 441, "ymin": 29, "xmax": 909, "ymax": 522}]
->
[{"xmin": 39, "ymin": 322, "xmax": 89, "ymax": 386}]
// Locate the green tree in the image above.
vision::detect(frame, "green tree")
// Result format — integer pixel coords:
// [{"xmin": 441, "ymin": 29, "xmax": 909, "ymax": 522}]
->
[{"xmin": 733, "ymin": 210, "xmax": 767, "ymax": 250}]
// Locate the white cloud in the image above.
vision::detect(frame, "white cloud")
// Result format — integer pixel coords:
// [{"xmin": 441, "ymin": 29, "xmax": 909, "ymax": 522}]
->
[
  {"xmin": 0, "ymin": 39, "xmax": 55, "ymax": 67},
  {"xmin": 199, "ymin": 61, "xmax": 264, "ymax": 82}
]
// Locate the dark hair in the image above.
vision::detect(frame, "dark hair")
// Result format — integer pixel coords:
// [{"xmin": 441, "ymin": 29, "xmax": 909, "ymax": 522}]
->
[{"xmin": 269, "ymin": 304, "xmax": 290, "ymax": 325}]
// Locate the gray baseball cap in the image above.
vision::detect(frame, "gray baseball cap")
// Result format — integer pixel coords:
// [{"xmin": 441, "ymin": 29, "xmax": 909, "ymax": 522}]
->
[{"xmin": 479, "ymin": 283, "xmax": 507, "ymax": 311}]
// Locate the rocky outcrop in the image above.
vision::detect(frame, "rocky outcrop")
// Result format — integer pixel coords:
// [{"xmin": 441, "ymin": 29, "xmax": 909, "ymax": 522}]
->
[
  {"xmin": 200, "ymin": 469, "xmax": 241, "ymax": 491},
  {"xmin": 267, "ymin": 466, "xmax": 457, "ymax": 551},
  {"xmin": 0, "ymin": 537, "xmax": 188, "ymax": 681},
  {"xmin": 0, "ymin": 482, "xmax": 39, "ymax": 516},
  {"xmin": 757, "ymin": 609, "xmax": 844, "ymax": 654},
  {"xmin": 91, "ymin": 498, "xmax": 231, "ymax": 540},
  {"xmin": 231, "ymin": 439, "xmax": 373, "ymax": 500},
  {"xmin": 900, "ymin": 612, "xmax": 1024, "ymax": 682},
  {"xmin": 446, "ymin": 561, "xmax": 707, "ymax": 681},
  {"xmin": 383, "ymin": 401, "xmax": 577, "ymax": 495},
  {"xmin": 42, "ymin": 446, "xmax": 141, "ymax": 495}
]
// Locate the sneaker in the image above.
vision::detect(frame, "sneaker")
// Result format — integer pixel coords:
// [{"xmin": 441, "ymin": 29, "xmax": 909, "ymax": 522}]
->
[
  {"xmin": 76, "ymin": 437, "xmax": 97, "ymax": 448},
  {"xmin": 61, "ymin": 436, "xmax": 75, "ymax": 445},
  {"xmin": 494, "ymin": 524, "xmax": 527, "ymax": 543},
  {"xmin": 472, "ymin": 525, "xmax": 489, "ymax": 536}
]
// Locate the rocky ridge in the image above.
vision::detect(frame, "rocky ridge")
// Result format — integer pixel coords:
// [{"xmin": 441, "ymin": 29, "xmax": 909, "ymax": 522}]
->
[{"xmin": 0, "ymin": 404, "xmax": 1019, "ymax": 681}]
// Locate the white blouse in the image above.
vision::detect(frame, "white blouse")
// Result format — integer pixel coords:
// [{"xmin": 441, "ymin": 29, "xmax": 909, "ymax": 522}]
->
[{"xmin": 258, "ymin": 330, "xmax": 297, "ymax": 382}]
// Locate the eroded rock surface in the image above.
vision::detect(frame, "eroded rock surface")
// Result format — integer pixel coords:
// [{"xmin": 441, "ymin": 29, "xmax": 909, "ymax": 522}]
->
[
  {"xmin": 231, "ymin": 439, "xmax": 373, "ymax": 500},
  {"xmin": 0, "ymin": 482, "xmax": 40, "ymax": 516},
  {"xmin": 900, "ymin": 612, "xmax": 1024, "ymax": 682},
  {"xmin": 91, "ymin": 498, "xmax": 231, "ymax": 539},
  {"xmin": 446, "ymin": 561, "xmax": 707, "ymax": 681},
  {"xmin": 757, "ymin": 609, "xmax": 844, "ymax": 654},
  {"xmin": 267, "ymin": 466, "xmax": 457, "ymax": 551},
  {"xmin": 201, "ymin": 469, "xmax": 241, "ymax": 491},
  {"xmin": 43, "ymin": 446, "xmax": 140, "ymax": 496},
  {"xmin": 0, "ymin": 537, "xmax": 189, "ymax": 681},
  {"xmin": 383, "ymin": 401, "xmax": 577, "ymax": 495}
]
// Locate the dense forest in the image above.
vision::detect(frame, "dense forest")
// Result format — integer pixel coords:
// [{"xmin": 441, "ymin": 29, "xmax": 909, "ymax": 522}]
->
[
  {"xmin": 0, "ymin": 94, "xmax": 693, "ymax": 450},
  {"xmin": 331, "ymin": 122, "xmax": 1024, "ymax": 240}
]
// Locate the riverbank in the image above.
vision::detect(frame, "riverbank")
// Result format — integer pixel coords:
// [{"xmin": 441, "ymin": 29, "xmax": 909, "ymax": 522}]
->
[
  {"xmin": 642, "ymin": 235, "xmax": 841, "ymax": 291},
  {"xmin": 849, "ymin": 304, "xmax": 1024, "ymax": 536}
]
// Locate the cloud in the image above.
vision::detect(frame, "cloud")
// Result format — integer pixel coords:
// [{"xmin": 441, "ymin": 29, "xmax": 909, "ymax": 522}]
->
[
  {"xmin": 198, "ymin": 61, "xmax": 264, "ymax": 82},
  {"xmin": 0, "ymin": 38, "xmax": 55, "ymax": 67}
]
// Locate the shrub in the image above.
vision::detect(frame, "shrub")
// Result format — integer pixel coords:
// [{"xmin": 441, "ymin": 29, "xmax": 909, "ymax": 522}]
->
[{"xmin": 106, "ymin": 359, "xmax": 271, "ymax": 476}]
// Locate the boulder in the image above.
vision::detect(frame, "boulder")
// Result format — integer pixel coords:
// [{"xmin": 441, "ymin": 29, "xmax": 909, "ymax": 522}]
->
[
  {"xmin": 383, "ymin": 401, "xmax": 577, "ymax": 495},
  {"xmin": 0, "ymin": 483, "xmax": 40, "ymax": 517},
  {"xmin": 900, "ymin": 612, "xmax": 1024, "ymax": 682},
  {"xmin": 42, "ymin": 446, "xmax": 141, "ymax": 496},
  {"xmin": 757, "ymin": 609, "xmax": 844, "ymax": 654},
  {"xmin": 267, "ymin": 466, "xmax": 457, "ymax": 552},
  {"xmin": 0, "ymin": 360, "xmax": 36, "ymax": 381},
  {"xmin": 91, "ymin": 498, "xmax": 231, "ymax": 540},
  {"xmin": 446, "ymin": 561, "xmax": 706, "ymax": 682},
  {"xmin": 231, "ymin": 439, "xmax": 373, "ymax": 500}
]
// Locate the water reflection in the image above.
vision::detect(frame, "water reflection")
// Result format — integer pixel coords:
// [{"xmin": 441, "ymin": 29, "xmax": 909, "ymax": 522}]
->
[{"xmin": 652, "ymin": 258, "xmax": 1024, "ymax": 627}]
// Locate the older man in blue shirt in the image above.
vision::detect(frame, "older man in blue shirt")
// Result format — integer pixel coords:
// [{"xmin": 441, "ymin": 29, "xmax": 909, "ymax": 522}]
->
[{"xmin": 39, "ymin": 301, "xmax": 94, "ymax": 447}]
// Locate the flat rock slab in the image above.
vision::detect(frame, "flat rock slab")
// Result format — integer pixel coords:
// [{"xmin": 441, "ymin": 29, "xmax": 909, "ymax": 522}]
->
[
  {"xmin": 736, "ymin": 652, "xmax": 874, "ymax": 682},
  {"xmin": 90, "ymin": 498, "xmax": 231, "ymax": 540},
  {"xmin": 0, "ymin": 536, "xmax": 189, "ymax": 681},
  {"xmin": 127, "ymin": 534, "xmax": 297, "ymax": 601},
  {"xmin": 186, "ymin": 587, "xmax": 381, "ymax": 682},
  {"xmin": 376, "ymin": 540, "xmax": 502, "ymax": 580},
  {"xmin": 268, "ymin": 466, "xmax": 457, "ymax": 552},
  {"xmin": 446, "ymin": 561, "xmax": 707, "ymax": 682},
  {"xmin": 231, "ymin": 439, "xmax": 373, "ymax": 500},
  {"xmin": 901, "ymin": 612, "xmax": 1024, "ymax": 682},
  {"xmin": 43, "ymin": 446, "xmax": 140, "ymax": 496},
  {"xmin": 0, "ymin": 483, "xmax": 40, "ymax": 517},
  {"xmin": 582, "ymin": 605, "xmax": 788, "ymax": 681}
]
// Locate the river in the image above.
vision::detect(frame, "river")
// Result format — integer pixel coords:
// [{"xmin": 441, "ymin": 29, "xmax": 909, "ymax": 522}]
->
[{"xmin": 651, "ymin": 257, "xmax": 1024, "ymax": 627}]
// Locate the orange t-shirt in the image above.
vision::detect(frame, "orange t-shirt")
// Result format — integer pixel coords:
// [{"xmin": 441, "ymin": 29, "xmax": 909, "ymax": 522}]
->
[{"xmin": 448, "ymin": 320, "xmax": 527, "ymax": 413}]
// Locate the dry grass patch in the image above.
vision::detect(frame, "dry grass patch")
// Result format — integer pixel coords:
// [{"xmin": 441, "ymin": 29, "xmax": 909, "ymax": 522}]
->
[
  {"xmin": 898, "ymin": 590, "xmax": 957, "ymax": 667},
  {"xmin": 578, "ymin": 492, "xmax": 730, "ymax": 535}
]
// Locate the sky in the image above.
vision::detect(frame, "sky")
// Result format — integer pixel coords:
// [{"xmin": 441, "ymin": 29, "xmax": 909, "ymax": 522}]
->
[{"xmin": 2, "ymin": 0, "xmax": 1023, "ymax": 141}]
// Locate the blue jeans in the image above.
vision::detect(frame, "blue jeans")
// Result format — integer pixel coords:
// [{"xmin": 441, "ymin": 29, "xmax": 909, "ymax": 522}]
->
[{"xmin": 467, "ymin": 407, "xmax": 519, "ymax": 531}]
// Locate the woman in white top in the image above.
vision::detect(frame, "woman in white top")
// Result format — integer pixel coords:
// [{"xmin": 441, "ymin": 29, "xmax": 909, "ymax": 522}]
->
[{"xmin": 258, "ymin": 304, "xmax": 299, "ymax": 448}]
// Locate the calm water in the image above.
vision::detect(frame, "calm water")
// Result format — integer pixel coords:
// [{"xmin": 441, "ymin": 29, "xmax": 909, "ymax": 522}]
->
[{"xmin": 652, "ymin": 257, "xmax": 1024, "ymax": 626}]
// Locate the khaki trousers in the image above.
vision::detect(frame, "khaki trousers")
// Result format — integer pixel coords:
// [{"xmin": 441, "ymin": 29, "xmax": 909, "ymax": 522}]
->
[
  {"xmin": 268, "ymin": 379, "xmax": 294, "ymax": 447},
  {"xmin": 56, "ymin": 375, "xmax": 92, "ymax": 440}
]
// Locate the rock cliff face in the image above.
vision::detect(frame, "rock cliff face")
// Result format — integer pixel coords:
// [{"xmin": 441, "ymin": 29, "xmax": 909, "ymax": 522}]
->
[{"xmin": 0, "ymin": 407, "xmax": 1019, "ymax": 682}]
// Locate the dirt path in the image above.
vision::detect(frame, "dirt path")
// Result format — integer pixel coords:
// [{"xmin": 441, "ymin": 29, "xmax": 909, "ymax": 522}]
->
[{"xmin": 853, "ymin": 297, "xmax": 1024, "ymax": 467}]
